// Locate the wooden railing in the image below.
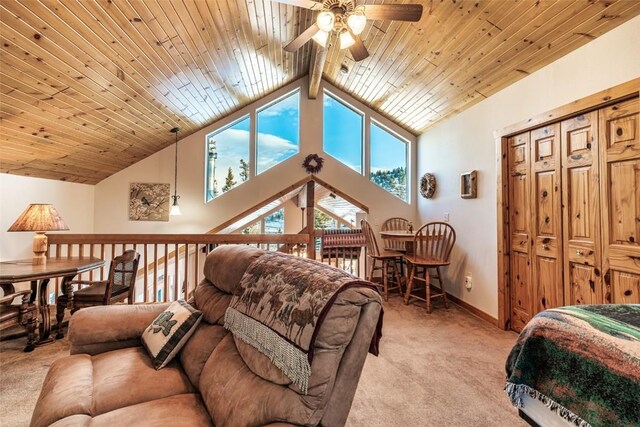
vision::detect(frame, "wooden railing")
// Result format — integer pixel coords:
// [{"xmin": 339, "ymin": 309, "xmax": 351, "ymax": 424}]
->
[
  {"xmin": 45, "ymin": 231, "xmax": 367, "ymax": 304},
  {"xmin": 46, "ymin": 234, "xmax": 308, "ymax": 304}
]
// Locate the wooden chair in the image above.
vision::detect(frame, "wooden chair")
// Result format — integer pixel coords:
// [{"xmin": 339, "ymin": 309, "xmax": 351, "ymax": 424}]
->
[
  {"xmin": 361, "ymin": 219, "xmax": 403, "ymax": 301},
  {"xmin": 56, "ymin": 250, "xmax": 140, "ymax": 338},
  {"xmin": 403, "ymin": 222, "xmax": 456, "ymax": 313},
  {"xmin": 0, "ymin": 284, "xmax": 38, "ymax": 352},
  {"xmin": 381, "ymin": 217, "xmax": 411, "ymax": 252}
]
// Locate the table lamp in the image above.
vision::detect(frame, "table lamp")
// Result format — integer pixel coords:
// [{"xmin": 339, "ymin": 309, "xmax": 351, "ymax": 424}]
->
[{"xmin": 7, "ymin": 204, "xmax": 69, "ymax": 265}]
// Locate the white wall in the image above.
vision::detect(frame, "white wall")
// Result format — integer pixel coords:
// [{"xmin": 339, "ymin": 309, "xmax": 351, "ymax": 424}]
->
[
  {"xmin": 94, "ymin": 77, "xmax": 418, "ymax": 235},
  {"xmin": 0, "ymin": 174, "xmax": 95, "ymax": 261},
  {"xmin": 416, "ymin": 16, "xmax": 640, "ymax": 318}
]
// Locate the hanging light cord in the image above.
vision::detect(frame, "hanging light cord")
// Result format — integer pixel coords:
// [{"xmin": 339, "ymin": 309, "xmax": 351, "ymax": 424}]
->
[{"xmin": 172, "ymin": 128, "xmax": 179, "ymax": 202}]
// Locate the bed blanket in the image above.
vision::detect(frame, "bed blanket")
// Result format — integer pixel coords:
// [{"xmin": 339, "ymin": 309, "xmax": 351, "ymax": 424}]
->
[{"xmin": 505, "ymin": 305, "xmax": 640, "ymax": 427}]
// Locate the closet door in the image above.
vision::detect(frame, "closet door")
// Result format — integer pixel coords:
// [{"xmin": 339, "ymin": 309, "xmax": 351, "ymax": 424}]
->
[
  {"xmin": 600, "ymin": 97, "xmax": 640, "ymax": 304},
  {"xmin": 561, "ymin": 112, "xmax": 601, "ymax": 305},
  {"xmin": 509, "ymin": 132, "xmax": 532, "ymax": 331},
  {"xmin": 530, "ymin": 124, "xmax": 563, "ymax": 313}
]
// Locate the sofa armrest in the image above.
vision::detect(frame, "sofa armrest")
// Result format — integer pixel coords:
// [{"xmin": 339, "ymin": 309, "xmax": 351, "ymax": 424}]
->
[{"xmin": 69, "ymin": 303, "xmax": 170, "ymax": 355}]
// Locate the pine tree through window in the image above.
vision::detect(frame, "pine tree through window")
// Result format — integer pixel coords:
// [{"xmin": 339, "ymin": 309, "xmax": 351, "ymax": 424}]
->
[{"xmin": 205, "ymin": 116, "xmax": 250, "ymax": 202}]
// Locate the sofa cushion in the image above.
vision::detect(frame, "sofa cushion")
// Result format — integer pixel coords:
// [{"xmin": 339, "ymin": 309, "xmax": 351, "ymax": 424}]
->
[
  {"xmin": 91, "ymin": 347, "xmax": 195, "ymax": 415},
  {"xmin": 30, "ymin": 347, "xmax": 196, "ymax": 427},
  {"xmin": 179, "ymin": 322, "xmax": 227, "ymax": 388},
  {"xmin": 194, "ymin": 280, "xmax": 233, "ymax": 325},
  {"xmin": 141, "ymin": 300, "xmax": 202, "ymax": 369},
  {"xmin": 49, "ymin": 394, "xmax": 212, "ymax": 427},
  {"xmin": 202, "ymin": 245, "xmax": 264, "ymax": 295},
  {"xmin": 30, "ymin": 354, "xmax": 93, "ymax": 427}
]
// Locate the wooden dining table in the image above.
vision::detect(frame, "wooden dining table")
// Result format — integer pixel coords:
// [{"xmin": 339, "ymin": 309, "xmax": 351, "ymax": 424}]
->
[
  {"xmin": 380, "ymin": 230, "xmax": 416, "ymax": 254},
  {"xmin": 0, "ymin": 256, "xmax": 105, "ymax": 344}
]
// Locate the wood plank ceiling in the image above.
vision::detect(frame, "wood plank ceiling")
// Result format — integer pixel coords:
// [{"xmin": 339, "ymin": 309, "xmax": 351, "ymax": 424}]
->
[{"xmin": 1, "ymin": 0, "xmax": 638, "ymax": 184}]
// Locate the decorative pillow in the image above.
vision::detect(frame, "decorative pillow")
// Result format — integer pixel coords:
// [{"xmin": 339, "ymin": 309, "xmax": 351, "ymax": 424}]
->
[{"xmin": 142, "ymin": 300, "xmax": 203, "ymax": 369}]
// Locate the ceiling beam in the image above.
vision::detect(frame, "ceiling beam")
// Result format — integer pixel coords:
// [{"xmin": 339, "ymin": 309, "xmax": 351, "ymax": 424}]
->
[{"xmin": 308, "ymin": 43, "xmax": 327, "ymax": 99}]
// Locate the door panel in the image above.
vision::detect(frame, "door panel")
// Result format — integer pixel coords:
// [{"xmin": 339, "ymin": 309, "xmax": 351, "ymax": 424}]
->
[
  {"xmin": 511, "ymin": 252, "xmax": 532, "ymax": 331},
  {"xmin": 600, "ymin": 98, "xmax": 640, "ymax": 305},
  {"xmin": 569, "ymin": 264, "xmax": 597, "ymax": 305},
  {"xmin": 561, "ymin": 112, "xmax": 601, "ymax": 305},
  {"xmin": 509, "ymin": 132, "xmax": 531, "ymax": 331},
  {"xmin": 536, "ymin": 257, "xmax": 563, "ymax": 311},
  {"xmin": 611, "ymin": 271, "xmax": 640, "ymax": 303},
  {"xmin": 531, "ymin": 124, "xmax": 563, "ymax": 312}
]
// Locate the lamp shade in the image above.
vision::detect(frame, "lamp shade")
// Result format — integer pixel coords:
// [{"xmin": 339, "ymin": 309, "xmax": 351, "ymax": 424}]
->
[
  {"xmin": 340, "ymin": 31, "xmax": 356, "ymax": 49},
  {"xmin": 316, "ymin": 11, "xmax": 335, "ymax": 32},
  {"xmin": 8, "ymin": 204, "xmax": 69, "ymax": 232},
  {"xmin": 312, "ymin": 29, "xmax": 329, "ymax": 48},
  {"xmin": 347, "ymin": 12, "xmax": 366, "ymax": 35}
]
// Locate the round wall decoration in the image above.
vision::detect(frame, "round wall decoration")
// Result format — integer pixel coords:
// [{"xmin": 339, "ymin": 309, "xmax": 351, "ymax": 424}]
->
[
  {"xmin": 420, "ymin": 173, "xmax": 436, "ymax": 199},
  {"xmin": 302, "ymin": 153, "xmax": 324, "ymax": 174}
]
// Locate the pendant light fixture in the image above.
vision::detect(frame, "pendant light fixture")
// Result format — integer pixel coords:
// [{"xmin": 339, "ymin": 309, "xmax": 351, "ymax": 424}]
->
[{"xmin": 170, "ymin": 127, "xmax": 182, "ymax": 216}]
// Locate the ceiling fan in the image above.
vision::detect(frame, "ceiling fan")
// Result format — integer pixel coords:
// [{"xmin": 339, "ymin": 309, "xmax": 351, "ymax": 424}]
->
[{"xmin": 274, "ymin": 0, "xmax": 423, "ymax": 62}]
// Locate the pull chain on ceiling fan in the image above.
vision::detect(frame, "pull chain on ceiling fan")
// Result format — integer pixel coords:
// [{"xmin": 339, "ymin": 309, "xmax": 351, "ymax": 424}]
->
[{"xmin": 274, "ymin": 0, "xmax": 423, "ymax": 62}]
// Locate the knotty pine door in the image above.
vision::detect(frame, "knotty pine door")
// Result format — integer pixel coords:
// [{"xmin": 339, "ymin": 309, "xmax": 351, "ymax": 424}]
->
[
  {"xmin": 561, "ymin": 112, "xmax": 602, "ymax": 306},
  {"xmin": 508, "ymin": 132, "xmax": 533, "ymax": 332},
  {"xmin": 508, "ymin": 96, "xmax": 640, "ymax": 332},
  {"xmin": 599, "ymin": 97, "xmax": 640, "ymax": 304},
  {"xmin": 530, "ymin": 124, "xmax": 564, "ymax": 314}
]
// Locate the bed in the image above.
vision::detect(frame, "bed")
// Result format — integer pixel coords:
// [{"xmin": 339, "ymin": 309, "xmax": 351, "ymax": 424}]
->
[{"xmin": 504, "ymin": 305, "xmax": 640, "ymax": 427}]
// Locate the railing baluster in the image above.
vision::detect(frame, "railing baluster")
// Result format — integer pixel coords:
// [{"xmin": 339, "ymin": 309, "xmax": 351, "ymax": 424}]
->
[
  {"xmin": 153, "ymin": 244, "xmax": 158, "ymax": 303},
  {"xmin": 164, "ymin": 244, "xmax": 169, "ymax": 302},
  {"xmin": 174, "ymin": 243, "xmax": 179, "ymax": 302},
  {"xmin": 143, "ymin": 244, "xmax": 148, "ymax": 303},
  {"xmin": 184, "ymin": 243, "xmax": 189, "ymax": 300},
  {"xmin": 89, "ymin": 244, "xmax": 94, "ymax": 281},
  {"xmin": 100, "ymin": 244, "xmax": 106, "ymax": 280}
]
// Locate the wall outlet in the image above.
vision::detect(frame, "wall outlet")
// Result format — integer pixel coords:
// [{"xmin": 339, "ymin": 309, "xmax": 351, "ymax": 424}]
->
[
  {"xmin": 444, "ymin": 213, "xmax": 450, "ymax": 222},
  {"xmin": 464, "ymin": 274, "xmax": 473, "ymax": 290}
]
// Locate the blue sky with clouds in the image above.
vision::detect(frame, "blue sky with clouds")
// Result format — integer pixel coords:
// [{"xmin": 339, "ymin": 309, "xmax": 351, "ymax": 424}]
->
[{"xmin": 257, "ymin": 91, "xmax": 299, "ymax": 173}]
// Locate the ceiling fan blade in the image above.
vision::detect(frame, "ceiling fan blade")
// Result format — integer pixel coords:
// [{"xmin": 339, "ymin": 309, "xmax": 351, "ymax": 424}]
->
[
  {"xmin": 363, "ymin": 4, "xmax": 423, "ymax": 21},
  {"xmin": 284, "ymin": 23, "xmax": 320, "ymax": 52},
  {"xmin": 349, "ymin": 35, "xmax": 369, "ymax": 62},
  {"xmin": 271, "ymin": 0, "xmax": 324, "ymax": 10}
]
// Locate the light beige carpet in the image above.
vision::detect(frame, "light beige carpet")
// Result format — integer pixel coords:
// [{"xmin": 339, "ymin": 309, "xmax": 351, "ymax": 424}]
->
[{"xmin": 0, "ymin": 298, "xmax": 525, "ymax": 426}]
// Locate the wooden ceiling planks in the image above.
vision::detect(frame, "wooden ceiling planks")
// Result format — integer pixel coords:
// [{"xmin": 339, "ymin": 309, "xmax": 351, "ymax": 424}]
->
[
  {"xmin": 0, "ymin": 0, "xmax": 311, "ymax": 184},
  {"xmin": 0, "ymin": 0, "xmax": 638, "ymax": 184}
]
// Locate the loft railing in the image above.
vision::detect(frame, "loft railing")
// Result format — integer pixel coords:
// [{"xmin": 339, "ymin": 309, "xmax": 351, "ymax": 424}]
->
[
  {"xmin": 46, "ymin": 234, "xmax": 308, "ymax": 304},
  {"xmin": 46, "ymin": 230, "xmax": 366, "ymax": 304}
]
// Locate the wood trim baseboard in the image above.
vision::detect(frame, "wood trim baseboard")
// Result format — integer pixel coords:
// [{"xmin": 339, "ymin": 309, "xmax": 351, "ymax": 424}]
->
[{"xmin": 446, "ymin": 292, "xmax": 499, "ymax": 328}]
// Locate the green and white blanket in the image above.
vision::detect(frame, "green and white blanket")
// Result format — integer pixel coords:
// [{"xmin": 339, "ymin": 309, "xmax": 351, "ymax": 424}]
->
[{"xmin": 505, "ymin": 305, "xmax": 640, "ymax": 427}]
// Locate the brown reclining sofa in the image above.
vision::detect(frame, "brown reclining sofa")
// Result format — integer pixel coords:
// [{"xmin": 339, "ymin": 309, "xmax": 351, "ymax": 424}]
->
[{"xmin": 30, "ymin": 245, "xmax": 383, "ymax": 427}]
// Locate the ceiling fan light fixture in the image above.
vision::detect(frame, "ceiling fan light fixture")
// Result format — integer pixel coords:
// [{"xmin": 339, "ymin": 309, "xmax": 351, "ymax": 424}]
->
[
  {"xmin": 339, "ymin": 30, "xmax": 355, "ymax": 49},
  {"xmin": 347, "ymin": 11, "xmax": 366, "ymax": 35},
  {"xmin": 312, "ymin": 29, "xmax": 329, "ymax": 47},
  {"xmin": 316, "ymin": 11, "xmax": 335, "ymax": 32}
]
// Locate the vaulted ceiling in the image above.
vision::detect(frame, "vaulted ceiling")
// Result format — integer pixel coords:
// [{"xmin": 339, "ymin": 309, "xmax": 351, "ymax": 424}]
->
[{"xmin": 1, "ymin": 0, "xmax": 639, "ymax": 184}]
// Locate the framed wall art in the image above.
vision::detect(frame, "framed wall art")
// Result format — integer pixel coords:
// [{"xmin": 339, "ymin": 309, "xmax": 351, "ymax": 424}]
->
[
  {"xmin": 129, "ymin": 182, "xmax": 171, "ymax": 221},
  {"xmin": 460, "ymin": 171, "xmax": 477, "ymax": 199}
]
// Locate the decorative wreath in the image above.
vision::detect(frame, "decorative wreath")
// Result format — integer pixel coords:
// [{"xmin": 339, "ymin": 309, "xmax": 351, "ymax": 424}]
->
[
  {"xmin": 302, "ymin": 153, "xmax": 324, "ymax": 174},
  {"xmin": 420, "ymin": 173, "xmax": 436, "ymax": 199}
]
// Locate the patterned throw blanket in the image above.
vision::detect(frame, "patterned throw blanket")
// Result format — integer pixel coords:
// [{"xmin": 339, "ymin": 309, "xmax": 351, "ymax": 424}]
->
[
  {"xmin": 505, "ymin": 305, "xmax": 640, "ymax": 427},
  {"xmin": 224, "ymin": 251, "xmax": 382, "ymax": 394}
]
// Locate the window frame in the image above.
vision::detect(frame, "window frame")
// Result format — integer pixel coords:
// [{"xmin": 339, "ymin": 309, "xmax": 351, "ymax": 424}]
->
[{"xmin": 322, "ymin": 89, "xmax": 365, "ymax": 175}]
